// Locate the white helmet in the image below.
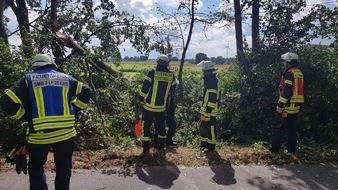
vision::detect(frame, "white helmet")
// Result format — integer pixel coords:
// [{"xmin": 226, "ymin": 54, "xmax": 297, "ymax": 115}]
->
[
  {"xmin": 281, "ymin": 52, "xmax": 298, "ymax": 62},
  {"xmin": 197, "ymin": 60, "xmax": 216, "ymax": 71},
  {"xmin": 156, "ymin": 54, "xmax": 170, "ymax": 67},
  {"xmin": 30, "ymin": 54, "xmax": 57, "ymax": 70}
]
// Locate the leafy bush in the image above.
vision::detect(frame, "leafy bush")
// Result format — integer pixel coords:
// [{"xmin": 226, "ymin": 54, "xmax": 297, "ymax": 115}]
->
[{"xmin": 1, "ymin": 42, "xmax": 337, "ymax": 149}]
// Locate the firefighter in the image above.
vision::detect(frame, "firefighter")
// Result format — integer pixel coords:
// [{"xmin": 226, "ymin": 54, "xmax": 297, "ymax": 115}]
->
[
  {"xmin": 197, "ymin": 60, "xmax": 221, "ymax": 152},
  {"xmin": 139, "ymin": 54, "xmax": 176, "ymax": 154},
  {"xmin": 270, "ymin": 52, "xmax": 304, "ymax": 154},
  {"xmin": 153, "ymin": 87, "xmax": 178, "ymax": 148},
  {"xmin": 0, "ymin": 54, "xmax": 91, "ymax": 190}
]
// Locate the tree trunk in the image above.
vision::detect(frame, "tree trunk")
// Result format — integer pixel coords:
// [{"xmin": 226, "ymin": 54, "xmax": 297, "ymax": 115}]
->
[
  {"xmin": 177, "ymin": 0, "xmax": 195, "ymax": 96},
  {"xmin": 56, "ymin": 32, "xmax": 130, "ymax": 81},
  {"xmin": 51, "ymin": 0, "xmax": 63, "ymax": 62},
  {"xmin": 252, "ymin": 0, "xmax": 259, "ymax": 52},
  {"xmin": 234, "ymin": 0, "xmax": 244, "ymax": 66},
  {"xmin": 0, "ymin": 0, "xmax": 8, "ymax": 44},
  {"xmin": 8, "ymin": 0, "xmax": 32, "ymax": 57}
]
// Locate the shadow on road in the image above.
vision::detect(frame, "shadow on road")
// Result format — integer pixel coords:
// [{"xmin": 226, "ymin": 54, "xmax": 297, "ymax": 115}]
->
[
  {"xmin": 134, "ymin": 150, "xmax": 180, "ymax": 189},
  {"xmin": 205, "ymin": 151, "xmax": 237, "ymax": 186}
]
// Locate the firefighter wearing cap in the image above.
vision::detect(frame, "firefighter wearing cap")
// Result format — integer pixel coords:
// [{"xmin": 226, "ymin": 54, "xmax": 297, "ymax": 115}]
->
[
  {"xmin": 197, "ymin": 60, "xmax": 221, "ymax": 152},
  {"xmin": 270, "ymin": 52, "xmax": 304, "ymax": 153},
  {"xmin": 0, "ymin": 53, "xmax": 91, "ymax": 190},
  {"xmin": 139, "ymin": 54, "xmax": 176, "ymax": 154}
]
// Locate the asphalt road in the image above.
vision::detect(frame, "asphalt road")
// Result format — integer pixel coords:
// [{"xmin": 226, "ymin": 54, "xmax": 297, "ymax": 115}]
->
[{"xmin": 1, "ymin": 163, "xmax": 337, "ymax": 190}]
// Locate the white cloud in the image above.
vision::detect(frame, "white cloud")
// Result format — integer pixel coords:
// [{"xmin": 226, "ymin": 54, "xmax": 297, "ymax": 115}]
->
[{"xmin": 4, "ymin": 0, "xmax": 336, "ymax": 59}]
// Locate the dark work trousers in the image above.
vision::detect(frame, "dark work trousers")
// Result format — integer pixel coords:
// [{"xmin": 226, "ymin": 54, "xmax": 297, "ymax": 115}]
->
[
  {"xmin": 165, "ymin": 102, "xmax": 176, "ymax": 144},
  {"xmin": 200, "ymin": 117, "xmax": 217, "ymax": 151},
  {"xmin": 142, "ymin": 110, "xmax": 166, "ymax": 149},
  {"xmin": 27, "ymin": 137, "xmax": 74, "ymax": 190},
  {"xmin": 270, "ymin": 113, "xmax": 298, "ymax": 153}
]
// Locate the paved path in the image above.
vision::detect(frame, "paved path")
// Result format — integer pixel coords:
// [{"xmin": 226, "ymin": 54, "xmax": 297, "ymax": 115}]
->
[{"xmin": 1, "ymin": 163, "xmax": 337, "ymax": 190}]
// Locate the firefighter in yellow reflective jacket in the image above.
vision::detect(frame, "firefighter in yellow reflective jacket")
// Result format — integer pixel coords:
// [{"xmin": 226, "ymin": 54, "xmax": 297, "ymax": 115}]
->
[
  {"xmin": 139, "ymin": 54, "xmax": 176, "ymax": 154},
  {"xmin": 197, "ymin": 61, "xmax": 221, "ymax": 152},
  {"xmin": 0, "ymin": 54, "xmax": 91, "ymax": 190},
  {"xmin": 270, "ymin": 52, "xmax": 304, "ymax": 153}
]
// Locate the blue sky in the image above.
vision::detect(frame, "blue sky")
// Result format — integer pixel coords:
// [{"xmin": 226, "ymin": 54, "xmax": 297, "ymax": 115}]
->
[{"xmin": 5, "ymin": 0, "xmax": 337, "ymax": 59}]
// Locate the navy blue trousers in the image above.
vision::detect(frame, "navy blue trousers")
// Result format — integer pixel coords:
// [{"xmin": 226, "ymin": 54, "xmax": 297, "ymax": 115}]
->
[
  {"xmin": 200, "ymin": 117, "xmax": 217, "ymax": 151},
  {"xmin": 142, "ymin": 110, "xmax": 166, "ymax": 148},
  {"xmin": 27, "ymin": 137, "xmax": 74, "ymax": 190},
  {"xmin": 270, "ymin": 113, "xmax": 298, "ymax": 153}
]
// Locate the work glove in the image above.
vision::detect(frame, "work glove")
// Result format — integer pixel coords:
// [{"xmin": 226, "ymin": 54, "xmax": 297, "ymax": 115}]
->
[
  {"xmin": 201, "ymin": 113, "xmax": 211, "ymax": 122},
  {"xmin": 5, "ymin": 142, "xmax": 27, "ymax": 175}
]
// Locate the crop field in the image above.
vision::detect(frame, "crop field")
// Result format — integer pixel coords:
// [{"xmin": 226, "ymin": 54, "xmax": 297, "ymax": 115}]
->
[{"xmin": 109, "ymin": 61, "xmax": 230, "ymax": 77}]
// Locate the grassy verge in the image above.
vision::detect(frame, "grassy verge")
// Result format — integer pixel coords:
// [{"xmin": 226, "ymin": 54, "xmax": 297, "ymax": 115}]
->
[{"xmin": 1, "ymin": 143, "xmax": 336, "ymax": 172}]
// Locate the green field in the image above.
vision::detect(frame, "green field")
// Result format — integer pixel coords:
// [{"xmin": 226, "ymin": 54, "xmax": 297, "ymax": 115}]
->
[{"xmin": 110, "ymin": 61, "xmax": 230, "ymax": 77}]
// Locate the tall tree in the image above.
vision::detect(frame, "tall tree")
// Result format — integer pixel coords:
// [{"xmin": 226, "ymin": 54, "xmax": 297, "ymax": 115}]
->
[
  {"xmin": 252, "ymin": 0, "xmax": 259, "ymax": 51},
  {"xmin": 0, "ymin": 0, "xmax": 8, "ymax": 44},
  {"xmin": 3, "ymin": 0, "xmax": 169, "ymax": 78},
  {"xmin": 155, "ymin": 0, "xmax": 233, "ymax": 93},
  {"xmin": 234, "ymin": 0, "xmax": 244, "ymax": 66},
  {"xmin": 195, "ymin": 52, "xmax": 208, "ymax": 64},
  {"xmin": 6, "ymin": 0, "xmax": 32, "ymax": 57},
  {"xmin": 260, "ymin": 0, "xmax": 308, "ymax": 51}
]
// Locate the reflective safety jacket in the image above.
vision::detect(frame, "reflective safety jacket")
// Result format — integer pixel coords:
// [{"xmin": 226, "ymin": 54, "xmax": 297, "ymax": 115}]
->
[
  {"xmin": 0, "ymin": 68, "xmax": 91, "ymax": 144},
  {"xmin": 200, "ymin": 74, "xmax": 221, "ymax": 117},
  {"xmin": 139, "ymin": 65, "xmax": 176, "ymax": 112},
  {"xmin": 278, "ymin": 67, "xmax": 304, "ymax": 114}
]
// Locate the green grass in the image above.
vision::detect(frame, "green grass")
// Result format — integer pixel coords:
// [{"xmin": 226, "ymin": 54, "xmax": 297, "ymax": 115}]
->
[{"xmin": 109, "ymin": 61, "xmax": 231, "ymax": 78}]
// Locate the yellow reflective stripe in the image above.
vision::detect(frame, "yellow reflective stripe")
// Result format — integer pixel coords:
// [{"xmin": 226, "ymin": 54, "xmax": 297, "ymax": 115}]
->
[
  {"xmin": 33, "ymin": 115, "xmax": 75, "ymax": 122},
  {"xmin": 143, "ymin": 103, "xmax": 166, "ymax": 112},
  {"xmin": 34, "ymin": 88, "xmax": 45, "ymax": 117},
  {"xmin": 207, "ymin": 102, "xmax": 216, "ymax": 108},
  {"xmin": 140, "ymin": 136, "xmax": 151, "ymax": 141},
  {"xmin": 63, "ymin": 88, "xmax": 70, "ymax": 115},
  {"xmin": 33, "ymin": 122, "xmax": 75, "ymax": 131},
  {"xmin": 293, "ymin": 78, "xmax": 298, "ymax": 95},
  {"xmin": 158, "ymin": 135, "xmax": 166, "ymax": 139},
  {"xmin": 284, "ymin": 103, "xmax": 300, "ymax": 113},
  {"xmin": 139, "ymin": 91, "xmax": 147, "ymax": 97},
  {"xmin": 140, "ymin": 120, "xmax": 150, "ymax": 141},
  {"xmin": 202, "ymin": 90, "xmax": 209, "ymax": 108},
  {"xmin": 285, "ymin": 80, "xmax": 292, "ymax": 85},
  {"xmin": 210, "ymin": 125, "xmax": 216, "ymax": 144},
  {"xmin": 284, "ymin": 106, "xmax": 300, "ymax": 113},
  {"xmin": 27, "ymin": 128, "xmax": 76, "ymax": 144},
  {"xmin": 76, "ymin": 82, "xmax": 83, "ymax": 95},
  {"xmin": 279, "ymin": 96, "xmax": 288, "ymax": 104},
  {"xmin": 290, "ymin": 96, "xmax": 304, "ymax": 103},
  {"xmin": 13, "ymin": 106, "xmax": 25, "ymax": 119},
  {"xmin": 201, "ymin": 137, "xmax": 208, "ymax": 143},
  {"xmin": 145, "ymin": 76, "xmax": 152, "ymax": 83},
  {"xmin": 5, "ymin": 90, "xmax": 22, "ymax": 104},
  {"xmin": 208, "ymin": 89, "xmax": 218, "ymax": 94},
  {"xmin": 73, "ymin": 98, "xmax": 87, "ymax": 109},
  {"xmin": 28, "ymin": 128, "xmax": 75, "ymax": 138},
  {"xmin": 151, "ymin": 80, "xmax": 158, "ymax": 105},
  {"xmin": 164, "ymin": 80, "xmax": 171, "ymax": 104}
]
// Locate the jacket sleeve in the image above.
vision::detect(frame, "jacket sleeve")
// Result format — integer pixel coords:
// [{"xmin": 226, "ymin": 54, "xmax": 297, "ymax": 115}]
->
[
  {"xmin": 139, "ymin": 70, "xmax": 153, "ymax": 102},
  {"xmin": 277, "ymin": 72, "xmax": 293, "ymax": 108},
  {"xmin": 204, "ymin": 80, "xmax": 218, "ymax": 114},
  {"xmin": 70, "ymin": 79, "xmax": 92, "ymax": 111},
  {"xmin": 0, "ymin": 77, "xmax": 30, "ymax": 121},
  {"xmin": 170, "ymin": 75, "xmax": 177, "ymax": 95}
]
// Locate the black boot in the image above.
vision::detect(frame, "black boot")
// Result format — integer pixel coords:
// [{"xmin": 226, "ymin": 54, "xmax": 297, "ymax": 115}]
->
[
  {"xmin": 166, "ymin": 138, "xmax": 177, "ymax": 147},
  {"xmin": 141, "ymin": 141, "xmax": 150, "ymax": 156}
]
